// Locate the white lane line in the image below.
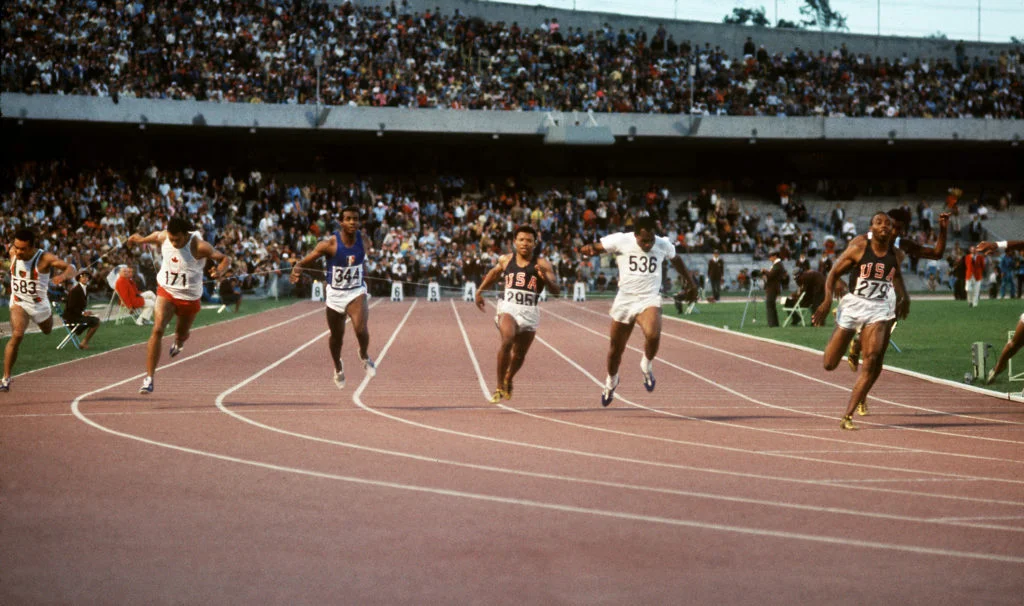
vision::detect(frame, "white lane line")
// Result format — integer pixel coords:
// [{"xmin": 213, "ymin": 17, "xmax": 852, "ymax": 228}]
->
[
  {"xmin": 437, "ymin": 300, "xmax": 1023, "ymax": 506},
  {"xmin": 530, "ymin": 306, "xmax": 1024, "ymax": 476},
  {"xmin": 642, "ymin": 305, "xmax": 1024, "ymax": 429},
  {"xmin": 664, "ymin": 310, "xmax": 1024, "ymax": 405},
  {"xmin": 758, "ymin": 450, "xmax": 918, "ymax": 455},
  {"xmin": 201, "ymin": 303, "xmax": 1024, "ymax": 532},
  {"xmin": 8, "ymin": 301, "xmax": 311, "ymax": 380},
  {"xmin": 567, "ymin": 300, "xmax": 1024, "ymax": 426},
  {"xmin": 64, "ymin": 301, "xmax": 1024, "ymax": 560},
  {"xmin": 825, "ymin": 478, "xmax": 985, "ymax": 484},
  {"xmin": 66, "ymin": 397, "xmax": 1024, "ymax": 564}
]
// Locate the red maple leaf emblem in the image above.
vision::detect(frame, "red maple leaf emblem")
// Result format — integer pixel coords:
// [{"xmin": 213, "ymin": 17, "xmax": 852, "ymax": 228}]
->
[{"xmin": 171, "ymin": 257, "xmax": 180, "ymax": 263}]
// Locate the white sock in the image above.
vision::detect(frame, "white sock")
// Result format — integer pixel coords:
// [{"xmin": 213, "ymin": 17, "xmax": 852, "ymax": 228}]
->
[
  {"xmin": 606, "ymin": 374, "xmax": 618, "ymax": 388},
  {"xmin": 640, "ymin": 357, "xmax": 652, "ymax": 373}
]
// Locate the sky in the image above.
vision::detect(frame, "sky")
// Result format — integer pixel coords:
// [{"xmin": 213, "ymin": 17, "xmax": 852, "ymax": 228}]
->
[{"xmin": 487, "ymin": 0, "xmax": 1024, "ymax": 43}]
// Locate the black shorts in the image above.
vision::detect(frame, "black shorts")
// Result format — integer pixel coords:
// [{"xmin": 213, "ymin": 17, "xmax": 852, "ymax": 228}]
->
[{"xmin": 68, "ymin": 315, "xmax": 100, "ymax": 334}]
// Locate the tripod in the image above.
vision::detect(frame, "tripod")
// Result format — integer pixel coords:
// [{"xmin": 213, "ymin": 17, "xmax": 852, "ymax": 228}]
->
[{"xmin": 740, "ymin": 279, "xmax": 760, "ymax": 329}]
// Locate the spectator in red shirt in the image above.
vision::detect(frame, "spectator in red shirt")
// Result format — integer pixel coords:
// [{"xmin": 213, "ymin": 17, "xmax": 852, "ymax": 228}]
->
[
  {"xmin": 965, "ymin": 246, "xmax": 985, "ymax": 307},
  {"xmin": 115, "ymin": 266, "xmax": 156, "ymax": 325}
]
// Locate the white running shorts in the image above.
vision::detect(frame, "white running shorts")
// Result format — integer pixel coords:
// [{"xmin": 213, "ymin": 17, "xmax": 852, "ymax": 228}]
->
[
  {"xmin": 10, "ymin": 296, "xmax": 52, "ymax": 325},
  {"xmin": 495, "ymin": 300, "xmax": 539, "ymax": 332},
  {"xmin": 609, "ymin": 292, "xmax": 663, "ymax": 324},
  {"xmin": 835, "ymin": 293, "xmax": 895, "ymax": 331},
  {"xmin": 325, "ymin": 285, "xmax": 367, "ymax": 315}
]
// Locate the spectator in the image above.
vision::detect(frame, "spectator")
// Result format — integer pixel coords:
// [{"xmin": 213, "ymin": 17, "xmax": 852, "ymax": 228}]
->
[
  {"xmin": 63, "ymin": 271, "xmax": 100, "ymax": 349},
  {"xmin": 707, "ymin": 249, "xmax": 724, "ymax": 302},
  {"xmin": 115, "ymin": 266, "xmax": 156, "ymax": 325},
  {"xmin": 217, "ymin": 272, "xmax": 242, "ymax": 313}
]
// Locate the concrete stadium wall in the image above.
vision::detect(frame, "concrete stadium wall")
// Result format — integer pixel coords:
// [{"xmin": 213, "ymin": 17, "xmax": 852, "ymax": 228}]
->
[
  {"xmin": 345, "ymin": 0, "xmax": 1016, "ymax": 62},
  {"xmin": 5, "ymin": 93, "xmax": 1022, "ymax": 144}
]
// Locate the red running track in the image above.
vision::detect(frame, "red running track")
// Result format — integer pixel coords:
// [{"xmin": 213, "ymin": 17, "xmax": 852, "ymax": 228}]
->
[{"xmin": 2, "ymin": 299, "xmax": 1023, "ymax": 604}]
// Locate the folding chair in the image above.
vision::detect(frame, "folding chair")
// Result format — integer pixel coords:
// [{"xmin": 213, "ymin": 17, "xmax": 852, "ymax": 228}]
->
[
  {"xmin": 888, "ymin": 321, "xmax": 902, "ymax": 353},
  {"xmin": 782, "ymin": 292, "xmax": 807, "ymax": 327},
  {"xmin": 52, "ymin": 300, "xmax": 84, "ymax": 350},
  {"xmin": 112, "ymin": 289, "xmax": 146, "ymax": 325}
]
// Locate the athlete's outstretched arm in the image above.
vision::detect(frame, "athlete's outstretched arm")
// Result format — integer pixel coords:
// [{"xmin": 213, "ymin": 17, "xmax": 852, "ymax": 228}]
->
[
  {"xmin": 536, "ymin": 258, "xmax": 561, "ymax": 297},
  {"xmin": 917, "ymin": 212, "xmax": 952, "ymax": 260},
  {"xmin": 978, "ymin": 239, "xmax": 1024, "ymax": 255},
  {"xmin": 290, "ymin": 239, "xmax": 333, "ymax": 284},
  {"xmin": 126, "ymin": 231, "xmax": 166, "ymax": 247},
  {"xmin": 669, "ymin": 256, "xmax": 699, "ymax": 301},
  {"xmin": 813, "ymin": 239, "xmax": 863, "ymax": 326},
  {"xmin": 892, "ymin": 261, "xmax": 910, "ymax": 320},
  {"xmin": 42, "ymin": 253, "xmax": 76, "ymax": 286},
  {"xmin": 475, "ymin": 255, "xmax": 509, "ymax": 311},
  {"xmin": 196, "ymin": 240, "xmax": 231, "ymax": 279}
]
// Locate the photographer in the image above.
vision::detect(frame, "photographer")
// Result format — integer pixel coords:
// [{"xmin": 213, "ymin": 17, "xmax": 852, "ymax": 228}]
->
[{"xmin": 763, "ymin": 250, "xmax": 786, "ymax": 327}]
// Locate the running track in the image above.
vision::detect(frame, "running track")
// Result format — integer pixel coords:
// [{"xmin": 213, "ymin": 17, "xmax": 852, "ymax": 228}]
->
[{"xmin": 2, "ymin": 299, "xmax": 1022, "ymax": 604}]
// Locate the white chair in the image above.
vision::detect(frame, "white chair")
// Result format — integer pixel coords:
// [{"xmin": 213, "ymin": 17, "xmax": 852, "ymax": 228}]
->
[
  {"xmin": 782, "ymin": 292, "xmax": 807, "ymax": 327},
  {"xmin": 52, "ymin": 300, "xmax": 83, "ymax": 350},
  {"xmin": 112, "ymin": 288, "xmax": 146, "ymax": 325}
]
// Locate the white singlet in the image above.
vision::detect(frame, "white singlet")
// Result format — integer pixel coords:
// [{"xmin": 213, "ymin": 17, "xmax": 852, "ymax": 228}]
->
[
  {"xmin": 157, "ymin": 232, "xmax": 205, "ymax": 301},
  {"xmin": 600, "ymin": 231, "xmax": 676, "ymax": 297},
  {"xmin": 9, "ymin": 249, "xmax": 53, "ymax": 323}
]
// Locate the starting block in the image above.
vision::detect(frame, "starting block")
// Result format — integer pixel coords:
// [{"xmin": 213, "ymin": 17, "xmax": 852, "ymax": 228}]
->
[
  {"xmin": 463, "ymin": 282, "xmax": 477, "ymax": 301},
  {"xmin": 390, "ymin": 281, "xmax": 403, "ymax": 302},
  {"xmin": 573, "ymin": 282, "xmax": 586, "ymax": 302},
  {"xmin": 1010, "ymin": 330, "xmax": 1024, "ymax": 382},
  {"xmin": 427, "ymin": 281, "xmax": 441, "ymax": 302}
]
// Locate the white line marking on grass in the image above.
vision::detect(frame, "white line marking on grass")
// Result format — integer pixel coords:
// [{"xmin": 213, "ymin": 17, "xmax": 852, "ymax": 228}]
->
[
  {"xmin": 660, "ymin": 310, "xmax": 1024, "ymax": 415},
  {"xmin": 8, "ymin": 300, "xmax": 313, "ymax": 380}
]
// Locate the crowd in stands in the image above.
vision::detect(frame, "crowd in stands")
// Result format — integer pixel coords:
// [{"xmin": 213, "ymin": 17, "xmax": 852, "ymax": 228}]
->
[
  {"xmin": 1, "ymin": 154, "xmax": 891, "ymax": 307},
  {"xmin": 3, "ymin": 0, "xmax": 1022, "ymax": 118}
]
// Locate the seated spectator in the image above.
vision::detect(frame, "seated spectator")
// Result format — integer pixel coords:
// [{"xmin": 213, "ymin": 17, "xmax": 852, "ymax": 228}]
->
[
  {"xmin": 63, "ymin": 271, "xmax": 100, "ymax": 348},
  {"xmin": 115, "ymin": 266, "xmax": 156, "ymax": 325},
  {"xmin": 218, "ymin": 273, "xmax": 242, "ymax": 313}
]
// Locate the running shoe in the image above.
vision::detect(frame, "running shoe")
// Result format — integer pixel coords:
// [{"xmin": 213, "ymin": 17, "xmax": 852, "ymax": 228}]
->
[
  {"xmin": 169, "ymin": 342, "xmax": 183, "ymax": 358},
  {"xmin": 855, "ymin": 400, "xmax": 868, "ymax": 416},
  {"xmin": 489, "ymin": 388, "xmax": 506, "ymax": 404},
  {"xmin": 334, "ymin": 364, "xmax": 346, "ymax": 389},
  {"xmin": 361, "ymin": 355, "xmax": 377, "ymax": 378},
  {"xmin": 840, "ymin": 415, "xmax": 856, "ymax": 430},
  {"xmin": 139, "ymin": 376, "xmax": 154, "ymax": 394},
  {"xmin": 985, "ymin": 369, "xmax": 996, "ymax": 385},
  {"xmin": 0, "ymin": 377, "xmax": 10, "ymax": 392},
  {"xmin": 601, "ymin": 376, "xmax": 620, "ymax": 407},
  {"xmin": 641, "ymin": 360, "xmax": 656, "ymax": 392}
]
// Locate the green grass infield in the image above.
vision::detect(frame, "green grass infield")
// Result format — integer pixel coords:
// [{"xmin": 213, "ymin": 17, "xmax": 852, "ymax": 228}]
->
[
  {"xmin": 1, "ymin": 297, "xmax": 301, "ymax": 376},
  {"xmin": 666, "ymin": 296, "xmax": 1024, "ymax": 392}
]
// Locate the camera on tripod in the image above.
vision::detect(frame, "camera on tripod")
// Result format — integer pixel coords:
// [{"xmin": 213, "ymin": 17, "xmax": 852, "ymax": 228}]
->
[{"xmin": 751, "ymin": 269, "xmax": 764, "ymax": 279}]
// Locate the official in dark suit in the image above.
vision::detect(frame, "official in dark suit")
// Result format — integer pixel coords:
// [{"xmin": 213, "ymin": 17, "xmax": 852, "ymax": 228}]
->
[
  {"xmin": 764, "ymin": 250, "xmax": 786, "ymax": 327},
  {"xmin": 707, "ymin": 250, "xmax": 724, "ymax": 302},
  {"xmin": 64, "ymin": 271, "xmax": 100, "ymax": 348}
]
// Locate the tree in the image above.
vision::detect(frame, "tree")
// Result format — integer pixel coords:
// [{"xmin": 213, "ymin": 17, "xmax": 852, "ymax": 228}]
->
[
  {"xmin": 799, "ymin": 0, "xmax": 848, "ymax": 31},
  {"xmin": 927, "ymin": 31, "xmax": 949, "ymax": 40},
  {"xmin": 723, "ymin": 6, "xmax": 770, "ymax": 27},
  {"xmin": 776, "ymin": 19, "xmax": 802, "ymax": 29}
]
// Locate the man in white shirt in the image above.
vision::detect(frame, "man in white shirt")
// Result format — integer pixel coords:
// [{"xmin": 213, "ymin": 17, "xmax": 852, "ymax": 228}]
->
[{"xmin": 579, "ymin": 216, "xmax": 699, "ymax": 406}]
